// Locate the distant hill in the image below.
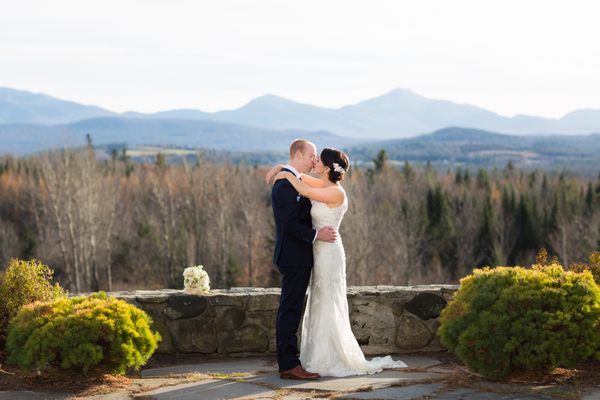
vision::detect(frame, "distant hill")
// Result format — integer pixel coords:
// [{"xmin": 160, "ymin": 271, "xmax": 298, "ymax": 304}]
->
[
  {"xmin": 348, "ymin": 127, "xmax": 600, "ymax": 175},
  {"xmin": 2, "ymin": 87, "xmax": 600, "ymax": 138},
  {"xmin": 0, "ymin": 117, "xmax": 362, "ymax": 155},
  {"xmin": 0, "ymin": 87, "xmax": 115, "ymax": 124}
]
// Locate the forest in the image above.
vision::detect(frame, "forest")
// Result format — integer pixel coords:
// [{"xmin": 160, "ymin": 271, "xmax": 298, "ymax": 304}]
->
[{"xmin": 0, "ymin": 145, "xmax": 599, "ymax": 293}]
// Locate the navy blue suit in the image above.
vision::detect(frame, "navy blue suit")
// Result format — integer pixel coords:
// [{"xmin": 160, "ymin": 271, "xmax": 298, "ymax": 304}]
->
[{"xmin": 271, "ymin": 168, "xmax": 316, "ymax": 372}]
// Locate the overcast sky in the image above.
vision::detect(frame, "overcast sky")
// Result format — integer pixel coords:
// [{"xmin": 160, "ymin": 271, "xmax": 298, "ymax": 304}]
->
[{"xmin": 1, "ymin": 0, "xmax": 599, "ymax": 118}]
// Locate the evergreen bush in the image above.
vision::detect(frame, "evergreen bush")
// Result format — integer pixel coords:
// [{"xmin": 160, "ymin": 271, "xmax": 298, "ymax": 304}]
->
[
  {"xmin": 6, "ymin": 292, "xmax": 161, "ymax": 374},
  {"xmin": 438, "ymin": 263, "xmax": 600, "ymax": 379},
  {"xmin": 0, "ymin": 259, "xmax": 65, "ymax": 342}
]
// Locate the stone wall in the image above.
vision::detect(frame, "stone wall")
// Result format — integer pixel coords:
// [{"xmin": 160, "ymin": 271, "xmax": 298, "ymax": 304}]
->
[{"xmin": 111, "ymin": 285, "xmax": 458, "ymax": 356}]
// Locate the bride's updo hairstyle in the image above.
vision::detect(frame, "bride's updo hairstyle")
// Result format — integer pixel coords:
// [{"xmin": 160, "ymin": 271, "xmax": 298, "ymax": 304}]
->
[{"xmin": 320, "ymin": 147, "xmax": 349, "ymax": 183}]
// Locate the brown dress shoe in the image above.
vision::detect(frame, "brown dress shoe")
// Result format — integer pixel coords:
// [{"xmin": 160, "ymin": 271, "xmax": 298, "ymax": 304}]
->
[{"xmin": 280, "ymin": 365, "xmax": 321, "ymax": 380}]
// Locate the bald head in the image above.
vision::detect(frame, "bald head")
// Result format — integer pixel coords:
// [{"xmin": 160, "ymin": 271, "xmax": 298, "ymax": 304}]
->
[
  {"xmin": 288, "ymin": 139, "xmax": 317, "ymax": 174},
  {"xmin": 289, "ymin": 139, "xmax": 310, "ymax": 158}
]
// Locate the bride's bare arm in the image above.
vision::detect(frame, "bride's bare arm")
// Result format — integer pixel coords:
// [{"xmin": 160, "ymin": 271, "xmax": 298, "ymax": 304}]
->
[
  {"xmin": 266, "ymin": 165, "xmax": 324, "ymax": 188},
  {"xmin": 299, "ymin": 173, "xmax": 327, "ymax": 188},
  {"xmin": 274, "ymin": 171, "xmax": 344, "ymax": 204},
  {"xmin": 265, "ymin": 164, "xmax": 285, "ymax": 183}
]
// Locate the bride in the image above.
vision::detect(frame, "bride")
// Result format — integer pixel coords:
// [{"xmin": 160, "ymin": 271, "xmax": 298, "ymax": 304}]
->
[{"xmin": 267, "ymin": 147, "xmax": 406, "ymax": 377}]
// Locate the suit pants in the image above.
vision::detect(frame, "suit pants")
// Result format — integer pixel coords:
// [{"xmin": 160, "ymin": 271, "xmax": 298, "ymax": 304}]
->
[{"xmin": 276, "ymin": 265, "xmax": 311, "ymax": 372}]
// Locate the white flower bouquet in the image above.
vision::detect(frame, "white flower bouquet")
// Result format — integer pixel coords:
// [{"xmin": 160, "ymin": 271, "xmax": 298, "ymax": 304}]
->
[{"xmin": 183, "ymin": 265, "xmax": 210, "ymax": 294}]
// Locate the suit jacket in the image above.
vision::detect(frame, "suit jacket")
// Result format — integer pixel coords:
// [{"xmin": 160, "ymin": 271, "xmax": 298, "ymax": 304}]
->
[{"xmin": 271, "ymin": 168, "xmax": 316, "ymax": 268}]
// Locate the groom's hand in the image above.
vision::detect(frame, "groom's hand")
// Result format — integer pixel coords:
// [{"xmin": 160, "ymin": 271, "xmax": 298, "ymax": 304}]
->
[{"xmin": 316, "ymin": 227, "xmax": 337, "ymax": 243}]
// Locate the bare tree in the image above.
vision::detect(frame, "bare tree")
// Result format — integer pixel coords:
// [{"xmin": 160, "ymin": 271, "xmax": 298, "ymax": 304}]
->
[{"xmin": 342, "ymin": 172, "xmax": 374, "ymax": 286}]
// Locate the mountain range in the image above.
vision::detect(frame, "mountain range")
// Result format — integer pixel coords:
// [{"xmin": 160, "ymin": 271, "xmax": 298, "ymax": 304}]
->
[
  {"xmin": 1, "ymin": 87, "xmax": 599, "ymax": 175},
  {"xmin": 2, "ymin": 87, "xmax": 600, "ymax": 139},
  {"xmin": 0, "ymin": 117, "xmax": 364, "ymax": 156}
]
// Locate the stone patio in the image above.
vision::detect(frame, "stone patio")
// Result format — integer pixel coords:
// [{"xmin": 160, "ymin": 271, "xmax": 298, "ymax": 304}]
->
[{"xmin": 3, "ymin": 354, "xmax": 598, "ymax": 399}]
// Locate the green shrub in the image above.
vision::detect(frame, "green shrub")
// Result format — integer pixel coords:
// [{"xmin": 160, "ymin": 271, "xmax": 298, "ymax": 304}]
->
[
  {"xmin": 6, "ymin": 292, "xmax": 161, "ymax": 374},
  {"xmin": 0, "ymin": 259, "xmax": 65, "ymax": 342},
  {"xmin": 438, "ymin": 264, "xmax": 600, "ymax": 379}
]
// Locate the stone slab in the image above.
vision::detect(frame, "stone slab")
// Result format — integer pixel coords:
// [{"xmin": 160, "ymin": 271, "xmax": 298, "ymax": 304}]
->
[
  {"xmin": 394, "ymin": 354, "xmax": 442, "ymax": 369},
  {"xmin": 427, "ymin": 366, "xmax": 457, "ymax": 374},
  {"xmin": 144, "ymin": 379, "xmax": 277, "ymax": 400},
  {"xmin": 457, "ymin": 381, "xmax": 577, "ymax": 399},
  {"xmin": 242, "ymin": 371, "xmax": 443, "ymax": 392},
  {"xmin": 339, "ymin": 383, "xmax": 444, "ymax": 399},
  {"xmin": 432, "ymin": 388, "xmax": 555, "ymax": 399},
  {"xmin": 141, "ymin": 358, "xmax": 277, "ymax": 378},
  {"xmin": 583, "ymin": 389, "xmax": 600, "ymax": 400}
]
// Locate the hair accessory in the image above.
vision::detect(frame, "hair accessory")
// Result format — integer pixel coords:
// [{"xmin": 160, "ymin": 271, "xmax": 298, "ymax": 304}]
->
[{"xmin": 332, "ymin": 162, "xmax": 345, "ymax": 173}]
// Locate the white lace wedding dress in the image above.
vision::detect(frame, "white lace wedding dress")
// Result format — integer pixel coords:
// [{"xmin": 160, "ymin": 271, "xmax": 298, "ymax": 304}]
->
[{"xmin": 300, "ymin": 193, "xmax": 407, "ymax": 377}]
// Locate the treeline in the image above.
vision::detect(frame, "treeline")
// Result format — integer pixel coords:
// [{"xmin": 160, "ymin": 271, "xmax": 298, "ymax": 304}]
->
[{"xmin": 0, "ymin": 147, "xmax": 599, "ymax": 293}]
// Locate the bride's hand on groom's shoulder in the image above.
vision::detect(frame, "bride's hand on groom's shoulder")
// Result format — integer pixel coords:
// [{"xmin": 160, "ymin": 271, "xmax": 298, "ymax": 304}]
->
[
  {"xmin": 273, "ymin": 171, "xmax": 293, "ymax": 183},
  {"xmin": 266, "ymin": 164, "xmax": 285, "ymax": 184}
]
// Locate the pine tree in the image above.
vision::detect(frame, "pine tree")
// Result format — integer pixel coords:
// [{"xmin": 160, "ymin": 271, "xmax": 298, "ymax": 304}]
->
[
  {"xmin": 424, "ymin": 161, "xmax": 435, "ymax": 182},
  {"xmin": 585, "ymin": 182, "xmax": 594, "ymax": 214},
  {"xmin": 402, "ymin": 160, "xmax": 415, "ymax": 182},
  {"xmin": 367, "ymin": 149, "xmax": 388, "ymax": 181},
  {"xmin": 463, "ymin": 169, "xmax": 471, "ymax": 185},
  {"xmin": 504, "ymin": 160, "xmax": 515, "ymax": 179},
  {"xmin": 475, "ymin": 196, "xmax": 498, "ymax": 267},
  {"xmin": 541, "ymin": 174, "xmax": 548, "ymax": 196},
  {"xmin": 454, "ymin": 167, "xmax": 463, "ymax": 185},
  {"xmin": 425, "ymin": 186, "xmax": 459, "ymax": 280},
  {"xmin": 85, "ymin": 133, "xmax": 93, "ymax": 149},
  {"xmin": 511, "ymin": 194, "xmax": 542, "ymax": 264},
  {"xmin": 501, "ymin": 185, "xmax": 517, "ymax": 216},
  {"xmin": 373, "ymin": 149, "xmax": 388, "ymax": 172},
  {"xmin": 155, "ymin": 152, "xmax": 166, "ymax": 169},
  {"xmin": 528, "ymin": 171, "xmax": 537, "ymax": 188},
  {"xmin": 195, "ymin": 151, "xmax": 205, "ymax": 168},
  {"xmin": 546, "ymin": 195, "xmax": 559, "ymax": 234},
  {"xmin": 477, "ymin": 169, "xmax": 490, "ymax": 191}
]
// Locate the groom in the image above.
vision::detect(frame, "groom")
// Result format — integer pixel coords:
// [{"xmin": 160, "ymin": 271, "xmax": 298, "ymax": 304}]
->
[{"xmin": 272, "ymin": 139, "xmax": 337, "ymax": 380}]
